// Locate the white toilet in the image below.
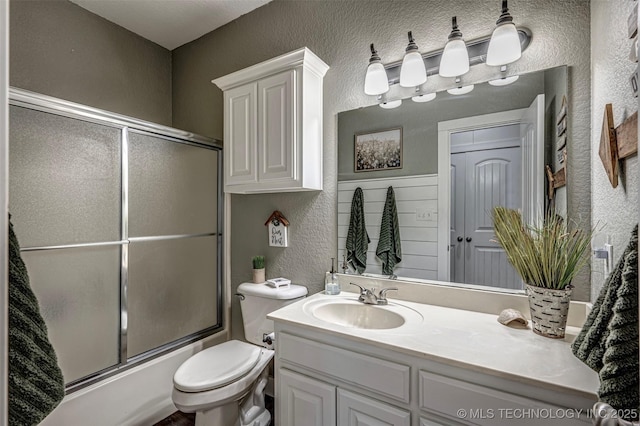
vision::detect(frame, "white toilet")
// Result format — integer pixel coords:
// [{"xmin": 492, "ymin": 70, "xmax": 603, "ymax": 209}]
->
[{"xmin": 172, "ymin": 282, "xmax": 307, "ymax": 426}]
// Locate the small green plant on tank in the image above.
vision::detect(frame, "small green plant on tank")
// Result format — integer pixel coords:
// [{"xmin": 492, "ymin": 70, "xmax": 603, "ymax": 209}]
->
[
  {"xmin": 252, "ymin": 255, "xmax": 265, "ymax": 270},
  {"xmin": 252, "ymin": 256, "xmax": 266, "ymax": 283}
]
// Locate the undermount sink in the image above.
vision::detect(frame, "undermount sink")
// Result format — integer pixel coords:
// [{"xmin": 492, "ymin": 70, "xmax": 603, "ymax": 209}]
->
[{"xmin": 303, "ymin": 296, "xmax": 423, "ymax": 330}]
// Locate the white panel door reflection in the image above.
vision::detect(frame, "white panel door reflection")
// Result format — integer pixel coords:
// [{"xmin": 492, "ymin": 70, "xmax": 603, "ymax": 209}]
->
[{"xmin": 451, "ymin": 128, "xmax": 521, "ymax": 289}]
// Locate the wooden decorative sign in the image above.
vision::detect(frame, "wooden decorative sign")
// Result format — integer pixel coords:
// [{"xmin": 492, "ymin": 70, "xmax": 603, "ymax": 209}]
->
[
  {"xmin": 265, "ymin": 211, "xmax": 290, "ymax": 247},
  {"xmin": 599, "ymin": 104, "xmax": 618, "ymax": 188},
  {"xmin": 598, "ymin": 104, "xmax": 638, "ymax": 188},
  {"xmin": 546, "ymin": 152, "xmax": 567, "ymax": 200},
  {"xmin": 616, "ymin": 111, "xmax": 638, "ymax": 159}
]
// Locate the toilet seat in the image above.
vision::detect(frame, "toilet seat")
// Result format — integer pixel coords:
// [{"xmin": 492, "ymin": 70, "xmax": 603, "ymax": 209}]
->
[
  {"xmin": 173, "ymin": 340, "xmax": 262, "ymax": 392},
  {"xmin": 172, "ymin": 346, "xmax": 274, "ymax": 415}
]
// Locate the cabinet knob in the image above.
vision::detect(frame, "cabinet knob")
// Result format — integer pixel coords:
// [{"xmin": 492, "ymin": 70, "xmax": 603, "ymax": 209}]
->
[
  {"xmin": 466, "ymin": 237, "xmax": 472, "ymax": 242},
  {"xmin": 457, "ymin": 236, "xmax": 463, "ymax": 242}
]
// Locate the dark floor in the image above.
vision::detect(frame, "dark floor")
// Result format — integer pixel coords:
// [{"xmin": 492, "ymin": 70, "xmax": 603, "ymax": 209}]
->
[
  {"xmin": 154, "ymin": 411, "xmax": 195, "ymax": 426},
  {"xmin": 154, "ymin": 396, "xmax": 274, "ymax": 426}
]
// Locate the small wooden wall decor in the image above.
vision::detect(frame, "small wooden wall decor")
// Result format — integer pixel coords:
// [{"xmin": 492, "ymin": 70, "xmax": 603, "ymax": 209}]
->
[
  {"xmin": 546, "ymin": 155, "xmax": 567, "ymax": 200},
  {"xmin": 265, "ymin": 211, "xmax": 289, "ymax": 247},
  {"xmin": 599, "ymin": 103, "xmax": 638, "ymax": 188},
  {"xmin": 556, "ymin": 96, "xmax": 568, "ymax": 137},
  {"xmin": 545, "ymin": 94, "xmax": 570, "ymax": 200},
  {"xmin": 555, "ymin": 96, "xmax": 568, "ymax": 166}
]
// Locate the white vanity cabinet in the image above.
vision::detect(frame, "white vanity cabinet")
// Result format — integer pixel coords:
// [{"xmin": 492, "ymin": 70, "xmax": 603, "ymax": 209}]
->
[
  {"xmin": 274, "ymin": 327, "xmax": 595, "ymax": 426},
  {"xmin": 212, "ymin": 47, "xmax": 329, "ymax": 194},
  {"xmin": 278, "ymin": 368, "xmax": 411, "ymax": 426},
  {"xmin": 279, "ymin": 368, "xmax": 336, "ymax": 426}
]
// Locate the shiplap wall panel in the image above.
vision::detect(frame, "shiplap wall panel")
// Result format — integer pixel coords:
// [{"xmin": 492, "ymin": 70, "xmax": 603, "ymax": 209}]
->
[{"xmin": 337, "ymin": 175, "xmax": 438, "ymax": 278}]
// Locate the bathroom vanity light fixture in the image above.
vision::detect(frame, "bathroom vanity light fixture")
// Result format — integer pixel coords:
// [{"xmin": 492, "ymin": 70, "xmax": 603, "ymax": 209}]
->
[
  {"xmin": 439, "ymin": 17, "xmax": 470, "ymax": 78},
  {"xmin": 488, "ymin": 75, "xmax": 519, "ymax": 86},
  {"xmin": 364, "ymin": 44, "xmax": 390, "ymax": 95},
  {"xmin": 447, "ymin": 85, "xmax": 475, "ymax": 95},
  {"xmin": 488, "ymin": 65, "xmax": 519, "ymax": 86},
  {"xmin": 411, "ymin": 92, "xmax": 437, "ymax": 103},
  {"xmin": 399, "ymin": 31, "xmax": 427, "ymax": 88},
  {"xmin": 379, "ymin": 99, "xmax": 403, "ymax": 109},
  {"xmin": 363, "ymin": 2, "xmax": 531, "ymax": 96},
  {"xmin": 486, "ymin": 0, "xmax": 522, "ymax": 66}
]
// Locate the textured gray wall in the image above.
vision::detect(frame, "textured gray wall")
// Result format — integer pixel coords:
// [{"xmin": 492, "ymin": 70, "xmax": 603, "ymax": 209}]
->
[
  {"xmin": 171, "ymin": 0, "xmax": 592, "ymax": 339},
  {"xmin": 10, "ymin": 0, "xmax": 172, "ymax": 125},
  {"xmin": 590, "ymin": 0, "xmax": 639, "ymax": 300}
]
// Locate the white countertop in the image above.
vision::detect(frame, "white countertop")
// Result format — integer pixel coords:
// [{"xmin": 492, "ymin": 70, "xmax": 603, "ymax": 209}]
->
[{"xmin": 268, "ymin": 291, "xmax": 599, "ymax": 400}]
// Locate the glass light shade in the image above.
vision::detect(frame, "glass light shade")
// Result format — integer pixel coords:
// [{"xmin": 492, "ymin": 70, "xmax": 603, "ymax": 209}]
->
[
  {"xmin": 447, "ymin": 85, "xmax": 475, "ymax": 95},
  {"xmin": 399, "ymin": 51, "xmax": 427, "ymax": 87},
  {"xmin": 411, "ymin": 93, "xmax": 436, "ymax": 103},
  {"xmin": 364, "ymin": 62, "xmax": 389, "ymax": 95},
  {"xmin": 488, "ymin": 75, "xmax": 519, "ymax": 86},
  {"xmin": 379, "ymin": 99, "xmax": 402, "ymax": 109},
  {"xmin": 439, "ymin": 39, "xmax": 470, "ymax": 78},
  {"xmin": 486, "ymin": 23, "xmax": 522, "ymax": 66}
]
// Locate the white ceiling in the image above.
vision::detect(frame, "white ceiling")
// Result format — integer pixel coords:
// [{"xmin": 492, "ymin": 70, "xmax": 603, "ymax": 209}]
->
[{"xmin": 70, "ymin": 0, "xmax": 272, "ymax": 50}]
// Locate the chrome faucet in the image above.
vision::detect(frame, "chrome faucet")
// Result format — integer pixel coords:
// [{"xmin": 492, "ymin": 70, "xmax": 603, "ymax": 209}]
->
[{"xmin": 350, "ymin": 283, "xmax": 398, "ymax": 305}]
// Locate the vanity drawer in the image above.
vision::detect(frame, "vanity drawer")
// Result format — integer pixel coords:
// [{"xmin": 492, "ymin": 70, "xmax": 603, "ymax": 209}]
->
[
  {"xmin": 419, "ymin": 370, "xmax": 590, "ymax": 425},
  {"xmin": 278, "ymin": 333, "xmax": 410, "ymax": 403}
]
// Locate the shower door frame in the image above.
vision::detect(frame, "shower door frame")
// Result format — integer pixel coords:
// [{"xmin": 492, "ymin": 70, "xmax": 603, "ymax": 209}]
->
[
  {"xmin": 8, "ymin": 87, "xmax": 225, "ymax": 393},
  {"xmin": 1, "ymin": 2, "xmax": 9, "ymax": 423}
]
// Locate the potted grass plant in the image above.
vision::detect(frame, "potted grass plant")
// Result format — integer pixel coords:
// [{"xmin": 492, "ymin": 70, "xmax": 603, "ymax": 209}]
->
[
  {"xmin": 492, "ymin": 207, "xmax": 593, "ymax": 338},
  {"xmin": 252, "ymin": 255, "xmax": 266, "ymax": 284}
]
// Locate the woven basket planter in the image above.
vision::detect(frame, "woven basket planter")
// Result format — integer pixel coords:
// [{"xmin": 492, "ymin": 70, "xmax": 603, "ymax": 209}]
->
[
  {"xmin": 526, "ymin": 285, "xmax": 572, "ymax": 339},
  {"xmin": 252, "ymin": 268, "xmax": 266, "ymax": 284}
]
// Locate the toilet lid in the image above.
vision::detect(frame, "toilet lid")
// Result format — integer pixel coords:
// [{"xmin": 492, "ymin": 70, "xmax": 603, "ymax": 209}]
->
[{"xmin": 173, "ymin": 340, "xmax": 262, "ymax": 392}]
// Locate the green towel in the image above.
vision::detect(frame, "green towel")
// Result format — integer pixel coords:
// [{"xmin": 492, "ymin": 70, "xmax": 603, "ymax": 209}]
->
[
  {"xmin": 376, "ymin": 186, "xmax": 402, "ymax": 275},
  {"xmin": 346, "ymin": 187, "xmax": 370, "ymax": 274},
  {"xmin": 571, "ymin": 224, "xmax": 638, "ymax": 420},
  {"xmin": 8, "ymin": 215, "xmax": 65, "ymax": 425}
]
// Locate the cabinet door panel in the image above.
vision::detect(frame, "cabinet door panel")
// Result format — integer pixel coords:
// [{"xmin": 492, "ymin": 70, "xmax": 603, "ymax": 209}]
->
[
  {"xmin": 279, "ymin": 369, "xmax": 336, "ymax": 426},
  {"xmin": 464, "ymin": 147, "xmax": 521, "ymax": 289},
  {"xmin": 225, "ymin": 83, "xmax": 257, "ymax": 186},
  {"xmin": 258, "ymin": 70, "xmax": 295, "ymax": 182},
  {"xmin": 338, "ymin": 389, "xmax": 410, "ymax": 426}
]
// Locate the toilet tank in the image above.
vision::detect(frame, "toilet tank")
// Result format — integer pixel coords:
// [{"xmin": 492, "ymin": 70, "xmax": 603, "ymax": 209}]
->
[{"xmin": 237, "ymin": 283, "xmax": 307, "ymax": 346}]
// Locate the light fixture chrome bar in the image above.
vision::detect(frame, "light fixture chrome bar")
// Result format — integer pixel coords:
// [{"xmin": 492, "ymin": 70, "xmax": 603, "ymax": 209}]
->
[
  {"xmin": 383, "ymin": 27, "xmax": 531, "ymax": 85},
  {"xmin": 20, "ymin": 240, "xmax": 129, "ymax": 252},
  {"xmin": 128, "ymin": 232, "xmax": 219, "ymax": 243},
  {"xmin": 9, "ymin": 87, "xmax": 222, "ymax": 149},
  {"xmin": 119, "ymin": 127, "xmax": 130, "ymax": 366}
]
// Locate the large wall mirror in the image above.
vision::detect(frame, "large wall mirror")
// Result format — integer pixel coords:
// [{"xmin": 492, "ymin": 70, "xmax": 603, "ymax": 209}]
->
[{"xmin": 337, "ymin": 66, "xmax": 568, "ymax": 293}]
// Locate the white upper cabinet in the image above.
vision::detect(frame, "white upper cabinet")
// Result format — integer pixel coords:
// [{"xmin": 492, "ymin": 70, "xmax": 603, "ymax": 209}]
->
[
  {"xmin": 225, "ymin": 83, "xmax": 257, "ymax": 185},
  {"xmin": 213, "ymin": 48, "xmax": 329, "ymax": 193}
]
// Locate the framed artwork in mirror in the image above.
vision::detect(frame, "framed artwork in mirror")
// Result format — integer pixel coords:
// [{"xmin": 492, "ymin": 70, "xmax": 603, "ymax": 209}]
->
[{"xmin": 354, "ymin": 127, "xmax": 403, "ymax": 172}]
